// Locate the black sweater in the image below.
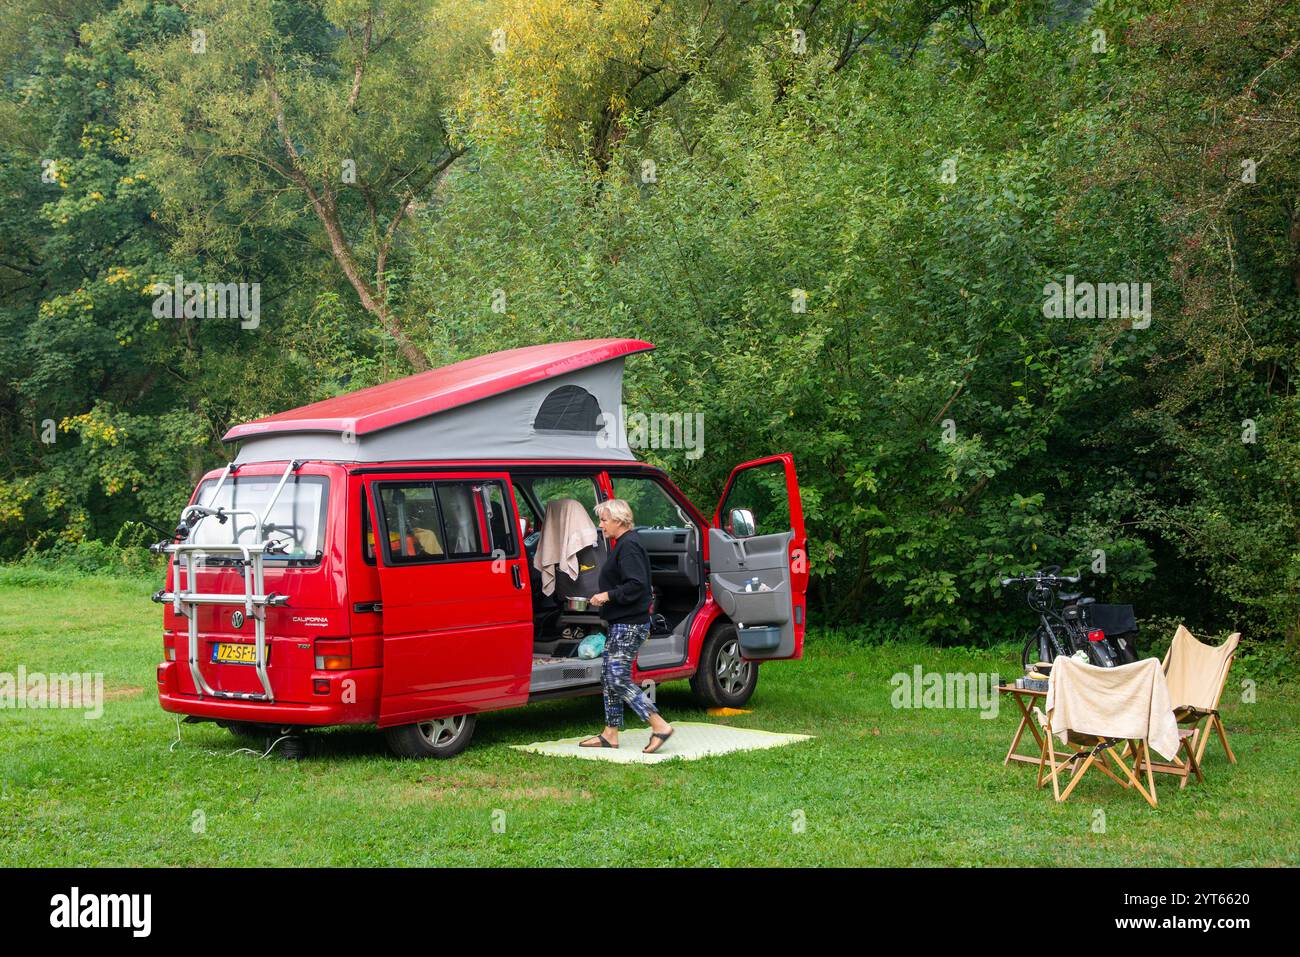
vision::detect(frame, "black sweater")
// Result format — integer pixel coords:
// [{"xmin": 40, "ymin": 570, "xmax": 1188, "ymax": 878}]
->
[{"xmin": 597, "ymin": 528, "xmax": 652, "ymax": 625}]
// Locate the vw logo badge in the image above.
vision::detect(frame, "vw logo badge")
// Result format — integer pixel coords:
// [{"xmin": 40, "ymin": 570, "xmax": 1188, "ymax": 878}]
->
[{"xmin": 231, "ymin": 611, "xmax": 245, "ymax": 629}]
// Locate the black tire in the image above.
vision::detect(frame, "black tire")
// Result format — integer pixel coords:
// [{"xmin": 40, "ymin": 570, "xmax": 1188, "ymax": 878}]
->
[
  {"xmin": 218, "ymin": 720, "xmax": 273, "ymax": 742},
  {"xmin": 1020, "ymin": 631, "xmax": 1039, "ymax": 671},
  {"xmin": 1021, "ymin": 625, "xmax": 1059, "ymax": 670},
  {"xmin": 1084, "ymin": 637, "xmax": 1118, "ymax": 668},
  {"xmin": 278, "ymin": 735, "xmax": 310, "ymax": 760},
  {"xmin": 690, "ymin": 623, "xmax": 758, "ymax": 708},
  {"xmin": 384, "ymin": 713, "xmax": 476, "ymax": 759}
]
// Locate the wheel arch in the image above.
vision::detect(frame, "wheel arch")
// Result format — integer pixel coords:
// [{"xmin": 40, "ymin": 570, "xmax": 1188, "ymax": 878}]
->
[{"xmin": 685, "ymin": 601, "xmax": 732, "ymax": 672}]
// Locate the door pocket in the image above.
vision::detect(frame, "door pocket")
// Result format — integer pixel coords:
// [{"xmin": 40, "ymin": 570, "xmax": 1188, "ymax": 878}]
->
[{"xmin": 711, "ymin": 574, "xmax": 790, "ymax": 624}]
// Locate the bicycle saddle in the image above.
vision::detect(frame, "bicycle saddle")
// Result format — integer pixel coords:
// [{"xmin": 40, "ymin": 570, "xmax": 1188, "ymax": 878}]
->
[{"xmin": 1060, "ymin": 594, "xmax": 1095, "ymax": 605}]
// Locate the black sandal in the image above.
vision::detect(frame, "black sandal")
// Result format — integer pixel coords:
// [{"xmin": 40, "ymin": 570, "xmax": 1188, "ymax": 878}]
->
[
  {"xmin": 579, "ymin": 734, "xmax": 617, "ymax": 748},
  {"xmin": 642, "ymin": 728, "xmax": 674, "ymax": 754}
]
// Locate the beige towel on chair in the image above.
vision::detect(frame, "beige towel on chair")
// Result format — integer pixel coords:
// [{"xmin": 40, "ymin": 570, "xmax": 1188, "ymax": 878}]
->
[
  {"xmin": 533, "ymin": 498, "xmax": 598, "ymax": 596},
  {"xmin": 1164, "ymin": 625, "xmax": 1240, "ymax": 712},
  {"xmin": 1046, "ymin": 656, "xmax": 1180, "ymax": 761}
]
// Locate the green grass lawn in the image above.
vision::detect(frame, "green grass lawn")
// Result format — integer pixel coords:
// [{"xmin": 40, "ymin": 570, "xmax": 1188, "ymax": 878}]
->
[{"xmin": 1, "ymin": 569, "xmax": 1296, "ymax": 866}]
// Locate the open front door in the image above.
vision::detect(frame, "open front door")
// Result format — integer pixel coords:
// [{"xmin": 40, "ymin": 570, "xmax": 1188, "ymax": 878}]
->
[
  {"xmin": 365, "ymin": 472, "xmax": 532, "ymax": 726},
  {"xmin": 709, "ymin": 454, "xmax": 808, "ymax": 660}
]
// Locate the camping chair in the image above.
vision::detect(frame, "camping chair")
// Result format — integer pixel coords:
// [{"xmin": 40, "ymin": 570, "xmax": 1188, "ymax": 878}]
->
[
  {"xmin": 1135, "ymin": 625, "xmax": 1241, "ymax": 787},
  {"xmin": 1034, "ymin": 656, "xmax": 1183, "ymax": 808},
  {"xmin": 1036, "ymin": 719, "xmax": 1161, "ymax": 808}
]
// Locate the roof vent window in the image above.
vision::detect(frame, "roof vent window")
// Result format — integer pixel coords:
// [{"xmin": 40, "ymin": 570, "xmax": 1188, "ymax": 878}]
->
[{"xmin": 533, "ymin": 385, "xmax": 603, "ymax": 434}]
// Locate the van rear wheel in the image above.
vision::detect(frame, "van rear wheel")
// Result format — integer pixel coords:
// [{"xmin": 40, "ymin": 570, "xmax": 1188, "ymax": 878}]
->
[
  {"xmin": 690, "ymin": 624, "xmax": 758, "ymax": 708},
  {"xmin": 384, "ymin": 714, "xmax": 476, "ymax": 759},
  {"xmin": 219, "ymin": 720, "xmax": 273, "ymax": 742}
]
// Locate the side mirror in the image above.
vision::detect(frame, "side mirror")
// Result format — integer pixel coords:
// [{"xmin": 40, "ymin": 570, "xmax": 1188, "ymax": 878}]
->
[{"xmin": 727, "ymin": 508, "xmax": 757, "ymax": 538}]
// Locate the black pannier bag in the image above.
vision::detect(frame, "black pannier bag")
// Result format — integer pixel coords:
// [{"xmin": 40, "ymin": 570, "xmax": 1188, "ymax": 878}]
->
[{"xmin": 1087, "ymin": 603, "xmax": 1140, "ymax": 664}]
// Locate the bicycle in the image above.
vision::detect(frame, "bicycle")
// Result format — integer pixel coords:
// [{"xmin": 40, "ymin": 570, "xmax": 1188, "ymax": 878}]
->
[{"xmin": 1000, "ymin": 566, "xmax": 1118, "ymax": 671}]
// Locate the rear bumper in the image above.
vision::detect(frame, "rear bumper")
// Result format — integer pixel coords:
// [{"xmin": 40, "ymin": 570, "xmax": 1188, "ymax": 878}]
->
[
  {"xmin": 157, "ymin": 692, "xmax": 366, "ymax": 726},
  {"xmin": 156, "ymin": 661, "xmax": 378, "ymax": 727}
]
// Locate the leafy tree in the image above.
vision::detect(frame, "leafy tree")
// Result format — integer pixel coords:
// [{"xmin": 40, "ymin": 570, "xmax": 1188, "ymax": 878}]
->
[
  {"xmin": 1096, "ymin": 0, "xmax": 1300, "ymax": 641},
  {"xmin": 121, "ymin": 0, "xmax": 475, "ymax": 370},
  {"xmin": 0, "ymin": 1, "xmax": 386, "ymax": 549},
  {"xmin": 0, "ymin": 0, "xmax": 1293, "ymax": 650},
  {"xmin": 0, "ymin": 1, "xmax": 210, "ymax": 548},
  {"xmin": 405, "ymin": 9, "xmax": 1169, "ymax": 639}
]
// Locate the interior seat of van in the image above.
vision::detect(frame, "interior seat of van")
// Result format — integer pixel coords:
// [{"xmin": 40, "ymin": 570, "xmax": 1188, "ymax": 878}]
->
[
  {"xmin": 529, "ymin": 498, "xmax": 606, "ymax": 654},
  {"xmin": 382, "ymin": 487, "xmax": 443, "ymax": 557}
]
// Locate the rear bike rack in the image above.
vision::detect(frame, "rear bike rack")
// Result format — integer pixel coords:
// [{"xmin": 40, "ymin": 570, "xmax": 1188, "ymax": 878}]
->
[{"xmin": 151, "ymin": 460, "xmax": 300, "ymax": 702}]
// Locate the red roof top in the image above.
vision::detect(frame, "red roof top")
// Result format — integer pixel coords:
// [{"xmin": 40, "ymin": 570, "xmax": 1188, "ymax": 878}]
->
[{"xmin": 223, "ymin": 338, "xmax": 654, "ymax": 441}]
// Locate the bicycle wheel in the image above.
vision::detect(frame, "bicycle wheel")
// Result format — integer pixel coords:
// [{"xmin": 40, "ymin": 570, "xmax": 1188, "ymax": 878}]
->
[
  {"xmin": 1021, "ymin": 626, "xmax": 1057, "ymax": 670},
  {"xmin": 1082, "ymin": 634, "xmax": 1118, "ymax": 667},
  {"xmin": 1020, "ymin": 630, "xmax": 1039, "ymax": 670}
]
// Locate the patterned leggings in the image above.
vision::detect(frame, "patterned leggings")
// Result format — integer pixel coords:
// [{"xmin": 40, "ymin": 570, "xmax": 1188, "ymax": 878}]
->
[{"xmin": 601, "ymin": 622, "xmax": 659, "ymax": 729}]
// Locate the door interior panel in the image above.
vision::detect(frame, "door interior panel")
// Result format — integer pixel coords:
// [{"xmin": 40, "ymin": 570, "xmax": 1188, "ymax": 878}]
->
[{"xmin": 708, "ymin": 527, "xmax": 796, "ymax": 658}]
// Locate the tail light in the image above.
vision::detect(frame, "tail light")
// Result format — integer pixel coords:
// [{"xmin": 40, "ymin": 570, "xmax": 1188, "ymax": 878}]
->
[
  {"xmin": 315, "ymin": 639, "xmax": 352, "ymax": 670},
  {"xmin": 313, "ymin": 679, "xmax": 331, "ymax": 695},
  {"xmin": 1087, "ymin": 629, "xmax": 1106, "ymax": 642}
]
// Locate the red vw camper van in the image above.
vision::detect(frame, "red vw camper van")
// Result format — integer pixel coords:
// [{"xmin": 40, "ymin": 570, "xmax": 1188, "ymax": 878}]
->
[{"xmin": 153, "ymin": 339, "xmax": 808, "ymax": 757}]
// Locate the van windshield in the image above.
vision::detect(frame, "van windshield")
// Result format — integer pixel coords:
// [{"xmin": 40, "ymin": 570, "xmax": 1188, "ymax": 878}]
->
[{"xmin": 191, "ymin": 475, "xmax": 329, "ymax": 564}]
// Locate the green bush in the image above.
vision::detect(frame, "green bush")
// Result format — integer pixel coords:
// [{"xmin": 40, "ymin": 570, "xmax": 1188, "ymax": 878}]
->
[{"xmin": 11, "ymin": 523, "xmax": 164, "ymax": 581}]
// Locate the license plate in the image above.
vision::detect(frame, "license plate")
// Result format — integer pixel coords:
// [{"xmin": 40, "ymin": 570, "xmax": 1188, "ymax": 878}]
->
[{"xmin": 211, "ymin": 643, "xmax": 267, "ymax": 665}]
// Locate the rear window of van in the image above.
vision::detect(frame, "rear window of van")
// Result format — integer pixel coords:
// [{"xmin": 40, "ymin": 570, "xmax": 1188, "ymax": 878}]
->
[{"xmin": 191, "ymin": 475, "xmax": 329, "ymax": 564}]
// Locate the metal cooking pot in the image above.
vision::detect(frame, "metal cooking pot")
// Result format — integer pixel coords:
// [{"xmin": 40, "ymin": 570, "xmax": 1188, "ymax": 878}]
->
[{"xmin": 565, "ymin": 596, "xmax": 590, "ymax": 612}]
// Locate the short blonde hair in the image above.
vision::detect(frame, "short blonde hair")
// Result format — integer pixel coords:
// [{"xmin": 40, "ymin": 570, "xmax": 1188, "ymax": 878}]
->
[{"xmin": 593, "ymin": 498, "xmax": 634, "ymax": 528}]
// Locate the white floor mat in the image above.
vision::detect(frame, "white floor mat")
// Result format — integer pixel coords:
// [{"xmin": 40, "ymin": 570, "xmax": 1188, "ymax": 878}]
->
[{"xmin": 510, "ymin": 721, "xmax": 814, "ymax": 764}]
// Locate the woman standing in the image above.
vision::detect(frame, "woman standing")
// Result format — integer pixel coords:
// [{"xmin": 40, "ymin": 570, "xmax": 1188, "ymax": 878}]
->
[{"xmin": 579, "ymin": 499, "xmax": 675, "ymax": 754}]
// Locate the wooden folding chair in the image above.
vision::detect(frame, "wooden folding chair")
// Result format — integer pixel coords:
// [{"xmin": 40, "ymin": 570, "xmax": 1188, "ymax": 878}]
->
[
  {"xmin": 1035, "ymin": 709, "xmax": 1159, "ymax": 807},
  {"xmin": 1125, "ymin": 728, "xmax": 1206, "ymax": 790},
  {"xmin": 1138, "ymin": 626, "xmax": 1241, "ymax": 787}
]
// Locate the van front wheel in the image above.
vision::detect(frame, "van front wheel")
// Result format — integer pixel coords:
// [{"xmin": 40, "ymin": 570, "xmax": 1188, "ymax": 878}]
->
[
  {"xmin": 690, "ymin": 624, "xmax": 758, "ymax": 708},
  {"xmin": 384, "ymin": 713, "xmax": 476, "ymax": 759}
]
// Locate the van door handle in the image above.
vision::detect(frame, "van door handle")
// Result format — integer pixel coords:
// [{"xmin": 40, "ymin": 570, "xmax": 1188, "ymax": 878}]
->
[{"xmin": 511, "ymin": 565, "xmax": 523, "ymax": 589}]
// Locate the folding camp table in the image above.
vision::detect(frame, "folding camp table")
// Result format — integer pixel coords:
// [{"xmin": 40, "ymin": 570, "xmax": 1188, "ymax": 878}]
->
[
  {"xmin": 999, "ymin": 684, "xmax": 1050, "ymax": 766},
  {"xmin": 993, "ymin": 684, "xmax": 1075, "ymax": 765},
  {"xmin": 999, "ymin": 683, "xmax": 1105, "ymax": 787}
]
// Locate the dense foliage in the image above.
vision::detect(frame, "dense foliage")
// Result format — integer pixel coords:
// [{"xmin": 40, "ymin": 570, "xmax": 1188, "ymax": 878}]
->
[{"xmin": 2, "ymin": 0, "xmax": 1296, "ymax": 645}]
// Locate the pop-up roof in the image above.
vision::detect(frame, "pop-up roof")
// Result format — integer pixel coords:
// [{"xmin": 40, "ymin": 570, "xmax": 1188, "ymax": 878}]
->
[{"xmin": 225, "ymin": 338, "xmax": 654, "ymax": 464}]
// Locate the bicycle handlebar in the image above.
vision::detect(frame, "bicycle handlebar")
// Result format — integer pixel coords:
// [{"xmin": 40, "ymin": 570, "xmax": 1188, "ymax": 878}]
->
[{"xmin": 1000, "ymin": 572, "xmax": 1080, "ymax": 587}]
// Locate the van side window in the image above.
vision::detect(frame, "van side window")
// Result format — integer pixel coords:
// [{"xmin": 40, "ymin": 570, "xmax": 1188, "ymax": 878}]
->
[
  {"xmin": 480, "ymin": 482, "xmax": 518, "ymax": 557},
  {"xmin": 611, "ymin": 475, "xmax": 693, "ymax": 529},
  {"xmin": 435, "ymin": 483, "xmax": 482, "ymax": 557},
  {"xmin": 522, "ymin": 474, "xmax": 599, "ymax": 519},
  {"xmin": 361, "ymin": 487, "xmax": 376, "ymax": 565},
  {"xmin": 374, "ymin": 480, "xmax": 517, "ymax": 564},
  {"xmin": 376, "ymin": 483, "xmax": 444, "ymax": 563}
]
